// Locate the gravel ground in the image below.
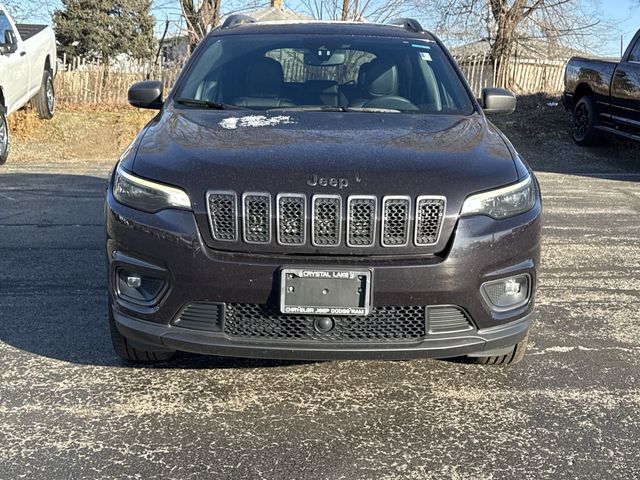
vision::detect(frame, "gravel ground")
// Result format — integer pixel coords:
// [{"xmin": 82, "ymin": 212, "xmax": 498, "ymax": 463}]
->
[{"xmin": 0, "ymin": 101, "xmax": 639, "ymax": 479}]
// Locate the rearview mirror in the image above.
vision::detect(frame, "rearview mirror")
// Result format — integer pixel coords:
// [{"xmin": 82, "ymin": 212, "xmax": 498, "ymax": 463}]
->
[
  {"xmin": 304, "ymin": 49, "xmax": 346, "ymax": 66},
  {"xmin": 128, "ymin": 80, "xmax": 164, "ymax": 110},
  {"xmin": 481, "ymin": 88, "xmax": 516, "ymax": 115}
]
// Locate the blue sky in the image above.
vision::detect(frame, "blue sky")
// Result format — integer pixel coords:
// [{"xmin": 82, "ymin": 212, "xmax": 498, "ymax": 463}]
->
[
  {"xmin": 599, "ymin": 0, "xmax": 640, "ymax": 56},
  {"xmin": 14, "ymin": 0, "xmax": 640, "ymax": 57}
]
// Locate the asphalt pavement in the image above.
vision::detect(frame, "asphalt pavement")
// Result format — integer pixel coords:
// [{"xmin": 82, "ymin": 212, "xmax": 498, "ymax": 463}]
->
[{"xmin": 0, "ymin": 155, "xmax": 639, "ymax": 479}]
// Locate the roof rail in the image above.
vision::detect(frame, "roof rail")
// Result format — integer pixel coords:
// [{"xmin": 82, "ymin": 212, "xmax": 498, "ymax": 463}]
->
[
  {"xmin": 388, "ymin": 18, "xmax": 424, "ymax": 33},
  {"xmin": 221, "ymin": 14, "xmax": 257, "ymax": 29}
]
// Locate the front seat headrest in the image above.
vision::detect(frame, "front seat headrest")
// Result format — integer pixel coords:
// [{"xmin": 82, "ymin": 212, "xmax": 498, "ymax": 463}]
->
[
  {"xmin": 365, "ymin": 60, "xmax": 399, "ymax": 97},
  {"xmin": 246, "ymin": 57, "xmax": 285, "ymax": 97}
]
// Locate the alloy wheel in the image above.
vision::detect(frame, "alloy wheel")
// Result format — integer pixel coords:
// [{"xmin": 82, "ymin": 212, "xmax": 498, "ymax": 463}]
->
[
  {"xmin": 573, "ymin": 103, "xmax": 589, "ymax": 140},
  {"xmin": 46, "ymin": 78, "xmax": 55, "ymax": 114},
  {"xmin": 0, "ymin": 114, "xmax": 7, "ymax": 156}
]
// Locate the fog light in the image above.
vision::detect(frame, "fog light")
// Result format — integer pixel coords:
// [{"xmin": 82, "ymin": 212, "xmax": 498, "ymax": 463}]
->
[
  {"xmin": 126, "ymin": 275, "xmax": 142, "ymax": 288},
  {"xmin": 504, "ymin": 279, "xmax": 521, "ymax": 295},
  {"xmin": 481, "ymin": 274, "xmax": 530, "ymax": 311},
  {"xmin": 116, "ymin": 269, "xmax": 166, "ymax": 305}
]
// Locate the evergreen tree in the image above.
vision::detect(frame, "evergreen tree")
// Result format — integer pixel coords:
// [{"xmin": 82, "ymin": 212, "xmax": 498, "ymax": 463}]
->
[{"xmin": 53, "ymin": 0, "xmax": 155, "ymax": 62}]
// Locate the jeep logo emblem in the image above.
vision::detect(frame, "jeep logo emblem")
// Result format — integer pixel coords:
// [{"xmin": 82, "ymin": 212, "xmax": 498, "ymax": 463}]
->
[{"xmin": 306, "ymin": 174, "xmax": 349, "ymax": 189}]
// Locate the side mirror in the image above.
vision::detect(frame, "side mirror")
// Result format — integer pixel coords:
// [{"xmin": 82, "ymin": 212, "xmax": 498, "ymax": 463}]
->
[
  {"xmin": 481, "ymin": 88, "xmax": 516, "ymax": 115},
  {"xmin": 128, "ymin": 80, "xmax": 164, "ymax": 109},
  {"xmin": 0, "ymin": 30, "xmax": 18, "ymax": 54}
]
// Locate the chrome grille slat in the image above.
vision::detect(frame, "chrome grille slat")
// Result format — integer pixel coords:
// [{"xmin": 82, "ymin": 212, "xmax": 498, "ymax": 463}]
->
[
  {"xmin": 381, "ymin": 196, "xmax": 411, "ymax": 247},
  {"xmin": 277, "ymin": 194, "xmax": 306, "ymax": 245},
  {"xmin": 242, "ymin": 192, "xmax": 271, "ymax": 244},
  {"xmin": 347, "ymin": 196, "xmax": 377, "ymax": 247},
  {"xmin": 207, "ymin": 191, "xmax": 237, "ymax": 242},
  {"xmin": 312, "ymin": 195, "xmax": 341, "ymax": 246},
  {"xmin": 415, "ymin": 196, "xmax": 446, "ymax": 246}
]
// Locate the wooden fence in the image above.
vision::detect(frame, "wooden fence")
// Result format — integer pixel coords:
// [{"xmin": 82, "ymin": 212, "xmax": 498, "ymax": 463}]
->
[
  {"xmin": 54, "ymin": 56, "xmax": 182, "ymax": 106},
  {"xmin": 453, "ymin": 54, "xmax": 567, "ymax": 97},
  {"xmin": 53, "ymin": 53, "xmax": 567, "ymax": 107}
]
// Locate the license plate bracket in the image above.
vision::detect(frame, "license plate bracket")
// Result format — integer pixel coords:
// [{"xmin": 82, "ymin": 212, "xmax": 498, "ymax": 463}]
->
[{"xmin": 280, "ymin": 268, "xmax": 372, "ymax": 316}]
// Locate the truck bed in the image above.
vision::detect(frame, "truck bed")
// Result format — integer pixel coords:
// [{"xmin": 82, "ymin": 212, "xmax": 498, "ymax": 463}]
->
[{"xmin": 16, "ymin": 23, "xmax": 47, "ymax": 42}]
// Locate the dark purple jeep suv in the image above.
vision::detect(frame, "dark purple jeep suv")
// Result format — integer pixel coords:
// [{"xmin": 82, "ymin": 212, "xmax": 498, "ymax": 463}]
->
[{"xmin": 106, "ymin": 17, "xmax": 541, "ymax": 365}]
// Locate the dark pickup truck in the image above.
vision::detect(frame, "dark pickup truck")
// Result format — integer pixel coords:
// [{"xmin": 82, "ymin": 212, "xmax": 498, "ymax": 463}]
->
[{"xmin": 563, "ymin": 29, "xmax": 640, "ymax": 145}]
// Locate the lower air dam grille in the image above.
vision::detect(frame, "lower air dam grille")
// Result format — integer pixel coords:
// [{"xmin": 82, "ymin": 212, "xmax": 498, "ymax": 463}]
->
[
  {"xmin": 171, "ymin": 303, "xmax": 475, "ymax": 341},
  {"xmin": 224, "ymin": 304, "xmax": 426, "ymax": 342}
]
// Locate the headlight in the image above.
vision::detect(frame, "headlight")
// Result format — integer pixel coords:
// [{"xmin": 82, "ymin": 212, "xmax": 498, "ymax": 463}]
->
[
  {"xmin": 113, "ymin": 165, "xmax": 191, "ymax": 213},
  {"xmin": 460, "ymin": 175, "xmax": 536, "ymax": 219}
]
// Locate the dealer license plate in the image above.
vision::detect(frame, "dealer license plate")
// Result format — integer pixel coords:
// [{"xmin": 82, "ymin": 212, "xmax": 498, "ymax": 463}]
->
[{"xmin": 280, "ymin": 268, "xmax": 372, "ymax": 316}]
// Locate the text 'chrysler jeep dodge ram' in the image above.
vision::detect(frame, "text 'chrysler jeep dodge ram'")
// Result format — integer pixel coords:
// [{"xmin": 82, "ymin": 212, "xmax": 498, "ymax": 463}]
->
[{"xmin": 106, "ymin": 17, "xmax": 542, "ymax": 366}]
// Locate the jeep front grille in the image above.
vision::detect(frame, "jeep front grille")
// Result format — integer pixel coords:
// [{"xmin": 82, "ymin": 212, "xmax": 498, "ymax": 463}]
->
[
  {"xmin": 347, "ymin": 196, "xmax": 377, "ymax": 247},
  {"xmin": 415, "ymin": 196, "xmax": 446, "ymax": 246},
  {"xmin": 206, "ymin": 191, "xmax": 446, "ymax": 249},
  {"xmin": 312, "ymin": 195, "xmax": 342, "ymax": 246},
  {"xmin": 242, "ymin": 193, "xmax": 271, "ymax": 244},
  {"xmin": 207, "ymin": 192, "xmax": 237, "ymax": 242},
  {"xmin": 382, "ymin": 196, "xmax": 411, "ymax": 247},
  {"xmin": 277, "ymin": 194, "xmax": 306, "ymax": 245}
]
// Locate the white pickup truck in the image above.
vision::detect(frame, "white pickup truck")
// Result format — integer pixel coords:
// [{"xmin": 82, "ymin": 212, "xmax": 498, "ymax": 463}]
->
[{"xmin": 0, "ymin": 3, "xmax": 57, "ymax": 164}]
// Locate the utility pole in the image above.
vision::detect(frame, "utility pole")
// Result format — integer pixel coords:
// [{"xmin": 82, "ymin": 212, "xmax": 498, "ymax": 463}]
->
[{"xmin": 621, "ymin": 35, "xmax": 623, "ymax": 57}]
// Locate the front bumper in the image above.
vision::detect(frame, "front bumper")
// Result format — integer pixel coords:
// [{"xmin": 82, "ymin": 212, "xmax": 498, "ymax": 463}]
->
[
  {"xmin": 113, "ymin": 307, "xmax": 532, "ymax": 360},
  {"xmin": 106, "ymin": 186, "xmax": 541, "ymax": 360}
]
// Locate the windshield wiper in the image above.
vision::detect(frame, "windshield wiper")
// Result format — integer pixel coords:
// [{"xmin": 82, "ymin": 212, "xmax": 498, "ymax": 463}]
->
[
  {"xmin": 267, "ymin": 106, "xmax": 347, "ymax": 112},
  {"xmin": 174, "ymin": 98, "xmax": 245, "ymax": 110},
  {"xmin": 268, "ymin": 105, "xmax": 402, "ymax": 113},
  {"xmin": 343, "ymin": 106, "xmax": 402, "ymax": 113}
]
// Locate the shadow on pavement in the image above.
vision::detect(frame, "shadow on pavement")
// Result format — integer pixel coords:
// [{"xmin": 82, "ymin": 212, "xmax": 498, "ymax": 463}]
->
[{"xmin": 0, "ymin": 172, "xmax": 307, "ymax": 369}]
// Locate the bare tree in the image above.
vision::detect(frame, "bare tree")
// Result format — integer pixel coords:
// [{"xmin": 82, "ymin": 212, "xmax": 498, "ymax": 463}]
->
[
  {"xmin": 417, "ymin": 0, "xmax": 603, "ymax": 86},
  {"xmin": 179, "ymin": 0, "xmax": 221, "ymax": 53},
  {"xmin": 299, "ymin": 0, "xmax": 409, "ymax": 23},
  {"xmin": 3, "ymin": 0, "xmax": 58, "ymax": 22},
  {"xmin": 153, "ymin": 0, "xmax": 264, "ymax": 55}
]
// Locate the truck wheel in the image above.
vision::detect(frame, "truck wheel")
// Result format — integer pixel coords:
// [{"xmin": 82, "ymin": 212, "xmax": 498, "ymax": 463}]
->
[
  {"xmin": 0, "ymin": 108, "xmax": 9, "ymax": 165},
  {"xmin": 572, "ymin": 96, "xmax": 598, "ymax": 146},
  {"xmin": 461, "ymin": 332, "xmax": 529, "ymax": 365},
  {"xmin": 109, "ymin": 304, "xmax": 176, "ymax": 363},
  {"xmin": 32, "ymin": 70, "xmax": 55, "ymax": 120}
]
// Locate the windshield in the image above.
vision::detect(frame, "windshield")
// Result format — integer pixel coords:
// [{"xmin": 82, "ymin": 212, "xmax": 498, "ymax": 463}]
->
[{"xmin": 174, "ymin": 33, "xmax": 475, "ymax": 114}]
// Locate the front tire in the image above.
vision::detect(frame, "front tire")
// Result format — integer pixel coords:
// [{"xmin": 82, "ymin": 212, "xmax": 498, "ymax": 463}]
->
[
  {"xmin": 109, "ymin": 304, "xmax": 176, "ymax": 363},
  {"xmin": 572, "ymin": 96, "xmax": 598, "ymax": 146},
  {"xmin": 0, "ymin": 107, "xmax": 9, "ymax": 165},
  {"xmin": 32, "ymin": 70, "xmax": 55, "ymax": 120}
]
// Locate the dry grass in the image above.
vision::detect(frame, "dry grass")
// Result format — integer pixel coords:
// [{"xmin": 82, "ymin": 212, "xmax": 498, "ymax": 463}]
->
[
  {"xmin": 8, "ymin": 109, "xmax": 42, "ymax": 140},
  {"xmin": 9, "ymin": 106, "xmax": 155, "ymax": 165}
]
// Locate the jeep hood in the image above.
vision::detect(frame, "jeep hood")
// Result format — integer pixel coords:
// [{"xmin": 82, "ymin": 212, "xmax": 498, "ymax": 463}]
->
[
  {"xmin": 132, "ymin": 107, "xmax": 518, "ymax": 201},
  {"xmin": 127, "ymin": 107, "xmax": 521, "ymax": 255}
]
